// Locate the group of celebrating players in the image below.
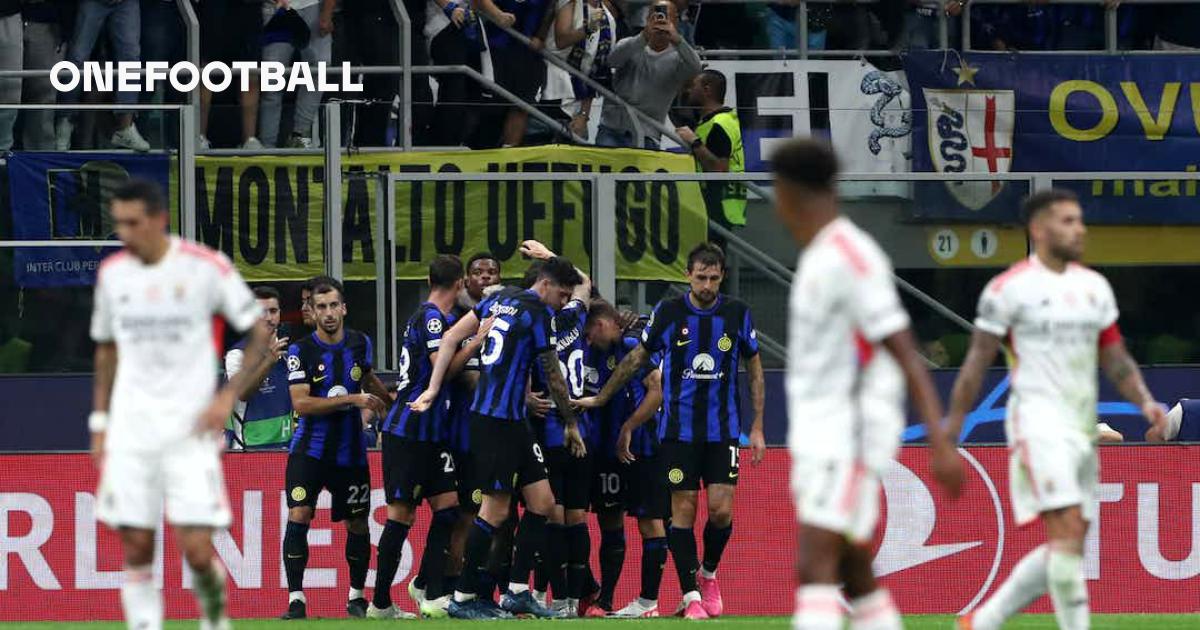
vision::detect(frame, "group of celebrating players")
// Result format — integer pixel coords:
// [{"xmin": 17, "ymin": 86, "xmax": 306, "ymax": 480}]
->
[
  {"xmin": 272, "ymin": 236, "xmax": 764, "ymax": 622},
  {"xmin": 87, "ymin": 136, "xmax": 1167, "ymax": 630},
  {"xmin": 87, "ymin": 173, "xmax": 766, "ymax": 627}
]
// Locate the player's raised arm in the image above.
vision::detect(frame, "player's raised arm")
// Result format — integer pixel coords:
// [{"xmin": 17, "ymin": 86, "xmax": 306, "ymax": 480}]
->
[
  {"xmin": 617, "ymin": 368, "xmax": 662, "ymax": 463},
  {"xmin": 1099, "ymin": 333, "xmax": 1166, "ymax": 432},
  {"xmin": 576, "ymin": 344, "xmax": 651, "ymax": 409},
  {"xmin": 538, "ymin": 347, "xmax": 587, "ymax": 457},
  {"xmin": 411, "ymin": 310, "xmax": 480, "ymax": 412}
]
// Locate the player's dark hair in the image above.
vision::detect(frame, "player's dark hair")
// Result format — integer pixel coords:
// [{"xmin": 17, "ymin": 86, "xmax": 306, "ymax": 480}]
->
[
  {"xmin": 111, "ymin": 178, "xmax": 168, "ymax": 216},
  {"xmin": 699, "ymin": 69, "xmax": 727, "ymax": 102},
  {"xmin": 311, "ymin": 277, "xmax": 345, "ymax": 302},
  {"xmin": 687, "ymin": 242, "xmax": 726, "ymax": 272},
  {"xmin": 302, "ymin": 274, "xmax": 335, "ymax": 295},
  {"xmin": 1022, "ymin": 189, "xmax": 1079, "ymax": 224},
  {"xmin": 253, "ymin": 286, "xmax": 281, "ymax": 303},
  {"xmin": 770, "ymin": 138, "xmax": 839, "ymax": 193},
  {"xmin": 521, "ymin": 261, "xmax": 544, "ymax": 289},
  {"xmin": 467, "ymin": 252, "xmax": 501, "ymax": 273},
  {"xmin": 538, "ymin": 256, "xmax": 583, "ymax": 287},
  {"xmin": 429, "ymin": 254, "xmax": 464, "ymax": 289},
  {"xmin": 588, "ymin": 299, "xmax": 620, "ymax": 324}
]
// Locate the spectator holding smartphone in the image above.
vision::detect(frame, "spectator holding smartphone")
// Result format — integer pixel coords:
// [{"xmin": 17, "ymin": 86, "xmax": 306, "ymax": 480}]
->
[
  {"xmin": 542, "ymin": 0, "xmax": 618, "ymax": 140},
  {"xmin": 224, "ymin": 286, "xmax": 294, "ymax": 450},
  {"xmin": 597, "ymin": 0, "xmax": 699, "ymax": 149}
]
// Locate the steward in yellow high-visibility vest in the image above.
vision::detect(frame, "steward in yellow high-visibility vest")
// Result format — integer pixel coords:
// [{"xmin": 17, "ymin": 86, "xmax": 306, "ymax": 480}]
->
[{"xmin": 679, "ymin": 69, "xmax": 747, "ymax": 231}]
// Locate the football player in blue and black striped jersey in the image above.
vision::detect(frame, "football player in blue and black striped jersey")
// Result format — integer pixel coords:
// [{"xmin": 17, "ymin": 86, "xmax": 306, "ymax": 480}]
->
[
  {"xmin": 370, "ymin": 255, "xmax": 468, "ymax": 619},
  {"xmin": 577, "ymin": 242, "xmax": 766, "ymax": 619},
  {"xmin": 408, "ymin": 244, "xmax": 587, "ymax": 620},
  {"xmin": 281, "ymin": 278, "xmax": 391, "ymax": 620}
]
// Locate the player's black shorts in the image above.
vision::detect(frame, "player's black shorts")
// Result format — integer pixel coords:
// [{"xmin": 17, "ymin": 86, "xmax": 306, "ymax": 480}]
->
[
  {"xmin": 381, "ymin": 434, "xmax": 458, "ymax": 505},
  {"xmin": 452, "ymin": 448, "xmax": 482, "ymax": 510},
  {"xmin": 490, "ymin": 46, "xmax": 545, "ymax": 102},
  {"xmin": 469, "ymin": 413, "xmax": 548, "ymax": 495},
  {"xmin": 659, "ymin": 439, "xmax": 741, "ymax": 491},
  {"xmin": 285, "ymin": 452, "xmax": 372, "ymax": 522},
  {"xmin": 591, "ymin": 457, "xmax": 627, "ymax": 512},
  {"xmin": 546, "ymin": 447, "xmax": 593, "ymax": 511},
  {"xmin": 626, "ymin": 454, "xmax": 671, "ymax": 520}
]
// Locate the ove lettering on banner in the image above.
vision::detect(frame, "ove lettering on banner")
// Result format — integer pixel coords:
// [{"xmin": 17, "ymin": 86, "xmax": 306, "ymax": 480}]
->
[
  {"xmin": 194, "ymin": 146, "xmax": 707, "ymax": 282},
  {"xmin": 0, "ymin": 449, "xmax": 1199, "ymax": 619}
]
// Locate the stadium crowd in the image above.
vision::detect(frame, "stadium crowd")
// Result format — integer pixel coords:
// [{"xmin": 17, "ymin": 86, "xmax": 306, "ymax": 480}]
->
[{"xmin": 1, "ymin": 0, "xmax": 1197, "ymax": 152}]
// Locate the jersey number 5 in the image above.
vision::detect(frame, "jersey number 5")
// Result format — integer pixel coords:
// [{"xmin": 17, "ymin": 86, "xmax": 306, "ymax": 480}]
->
[{"xmin": 480, "ymin": 318, "xmax": 513, "ymax": 366}]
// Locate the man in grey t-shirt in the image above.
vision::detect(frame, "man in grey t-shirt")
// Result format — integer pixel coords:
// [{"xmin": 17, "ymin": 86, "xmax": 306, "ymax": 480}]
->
[{"xmin": 597, "ymin": 0, "xmax": 700, "ymax": 149}]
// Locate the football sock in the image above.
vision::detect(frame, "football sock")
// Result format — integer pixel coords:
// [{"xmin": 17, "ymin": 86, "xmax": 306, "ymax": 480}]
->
[
  {"xmin": 639, "ymin": 537, "xmax": 668, "ymax": 602},
  {"xmin": 792, "ymin": 584, "xmax": 843, "ymax": 630},
  {"xmin": 568, "ymin": 523, "xmax": 593, "ymax": 600},
  {"xmin": 701, "ymin": 521, "xmax": 732, "ymax": 575},
  {"xmin": 192, "ymin": 558, "xmax": 227, "ymax": 624},
  {"xmin": 544, "ymin": 523, "xmax": 567, "ymax": 599},
  {"xmin": 121, "ymin": 564, "xmax": 163, "ymax": 630},
  {"xmin": 668, "ymin": 525, "xmax": 699, "ymax": 595},
  {"xmin": 509, "ymin": 511, "xmax": 549, "ymax": 589},
  {"xmin": 282, "ymin": 520, "xmax": 310, "ymax": 595},
  {"xmin": 346, "ymin": 529, "xmax": 371, "ymax": 592},
  {"xmin": 419, "ymin": 508, "xmax": 458, "ymax": 600},
  {"xmin": 1047, "ymin": 548, "xmax": 1089, "ymax": 630},
  {"xmin": 372, "ymin": 520, "xmax": 410, "ymax": 609},
  {"xmin": 972, "ymin": 544, "xmax": 1048, "ymax": 630},
  {"xmin": 455, "ymin": 517, "xmax": 497, "ymax": 602},
  {"xmin": 598, "ymin": 528, "xmax": 625, "ymax": 607},
  {"xmin": 849, "ymin": 589, "xmax": 901, "ymax": 630}
]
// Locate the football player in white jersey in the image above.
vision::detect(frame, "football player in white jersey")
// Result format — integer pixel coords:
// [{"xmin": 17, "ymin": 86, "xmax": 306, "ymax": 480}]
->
[
  {"xmin": 773, "ymin": 139, "xmax": 961, "ymax": 630},
  {"xmin": 89, "ymin": 180, "xmax": 269, "ymax": 630},
  {"xmin": 948, "ymin": 189, "xmax": 1166, "ymax": 630}
]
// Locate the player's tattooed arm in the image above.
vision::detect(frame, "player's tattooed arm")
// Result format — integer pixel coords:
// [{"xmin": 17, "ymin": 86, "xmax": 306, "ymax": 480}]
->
[
  {"xmin": 746, "ymin": 353, "xmax": 767, "ymax": 465},
  {"xmin": 412, "ymin": 310, "xmax": 480, "ymax": 412},
  {"xmin": 945, "ymin": 329, "xmax": 1003, "ymax": 440},
  {"xmin": 1100, "ymin": 340, "xmax": 1166, "ymax": 430},
  {"xmin": 884, "ymin": 327, "xmax": 962, "ymax": 497},
  {"xmin": 577, "ymin": 344, "xmax": 650, "ymax": 408},
  {"xmin": 616, "ymin": 369, "xmax": 662, "ymax": 463},
  {"xmin": 539, "ymin": 349, "xmax": 588, "ymax": 457}
]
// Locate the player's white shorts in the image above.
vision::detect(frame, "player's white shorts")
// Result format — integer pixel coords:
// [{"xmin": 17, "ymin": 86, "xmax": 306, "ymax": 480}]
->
[
  {"xmin": 1009, "ymin": 432, "xmax": 1098, "ymax": 527},
  {"xmin": 791, "ymin": 456, "xmax": 880, "ymax": 543},
  {"xmin": 97, "ymin": 435, "xmax": 232, "ymax": 529}
]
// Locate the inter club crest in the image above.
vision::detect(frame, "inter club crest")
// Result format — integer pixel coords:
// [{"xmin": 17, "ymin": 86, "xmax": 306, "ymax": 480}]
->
[{"xmin": 923, "ymin": 88, "xmax": 1015, "ymax": 210}]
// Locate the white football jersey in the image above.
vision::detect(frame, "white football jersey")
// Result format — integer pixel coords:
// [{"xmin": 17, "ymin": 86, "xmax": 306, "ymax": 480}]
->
[
  {"xmin": 975, "ymin": 255, "xmax": 1120, "ymax": 442},
  {"xmin": 91, "ymin": 237, "xmax": 261, "ymax": 453},
  {"xmin": 786, "ymin": 217, "xmax": 910, "ymax": 466}
]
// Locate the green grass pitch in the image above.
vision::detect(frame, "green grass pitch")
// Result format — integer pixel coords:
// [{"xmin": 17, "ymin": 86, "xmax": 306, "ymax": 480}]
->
[{"xmin": 0, "ymin": 616, "xmax": 1196, "ymax": 629}]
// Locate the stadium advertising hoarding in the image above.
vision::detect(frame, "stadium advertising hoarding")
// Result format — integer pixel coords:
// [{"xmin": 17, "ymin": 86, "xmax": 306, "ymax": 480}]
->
[
  {"xmin": 0, "ymin": 447, "xmax": 1195, "ymax": 619},
  {"xmin": 6, "ymin": 146, "xmax": 707, "ymax": 287}
]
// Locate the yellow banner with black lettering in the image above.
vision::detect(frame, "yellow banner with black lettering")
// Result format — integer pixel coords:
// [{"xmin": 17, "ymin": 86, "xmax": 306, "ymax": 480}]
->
[{"xmin": 194, "ymin": 146, "xmax": 707, "ymax": 282}]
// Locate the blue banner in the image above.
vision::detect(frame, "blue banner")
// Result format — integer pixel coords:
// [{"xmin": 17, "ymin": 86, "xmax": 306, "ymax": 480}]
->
[
  {"xmin": 905, "ymin": 51, "xmax": 1200, "ymax": 225},
  {"xmin": 9, "ymin": 152, "xmax": 170, "ymax": 288}
]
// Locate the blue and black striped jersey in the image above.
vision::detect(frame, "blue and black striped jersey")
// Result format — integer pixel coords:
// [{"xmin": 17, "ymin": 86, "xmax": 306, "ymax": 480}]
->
[
  {"xmin": 640, "ymin": 294, "xmax": 758, "ymax": 443},
  {"xmin": 383, "ymin": 302, "xmax": 455, "ymax": 442},
  {"xmin": 471, "ymin": 286, "xmax": 555, "ymax": 421},
  {"xmin": 531, "ymin": 299, "xmax": 590, "ymax": 448},
  {"xmin": 588, "ymin": 335, "xmax": 661, "ymax": 459},
  {"xmin": 286, "ymin": 329, "xmax": 374, "ymax": 467}
]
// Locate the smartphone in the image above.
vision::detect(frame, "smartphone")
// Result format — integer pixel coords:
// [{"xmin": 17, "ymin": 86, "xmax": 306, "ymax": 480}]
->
[
  {"xmin": 275, "ymin": 323, "xmax": 292, "ymax": 343},
  {"xmin": 651, "ymin": 5, "xmax": 668, "ymax": 20}
]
